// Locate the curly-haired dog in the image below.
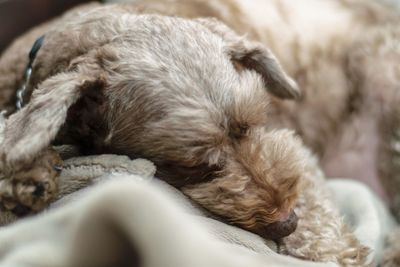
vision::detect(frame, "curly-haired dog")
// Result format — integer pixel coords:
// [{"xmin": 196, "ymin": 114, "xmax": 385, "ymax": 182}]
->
[
  {"xmin": 0, "ymin": 0, "xmax": 388, "ymax": 266},
  {"xmin": 115, "ymin": 0, "xmax": 400, "ymax": 218},
  {"xmin": 0, "ymin": 3, "xmax": 304, "ymax": 237}
]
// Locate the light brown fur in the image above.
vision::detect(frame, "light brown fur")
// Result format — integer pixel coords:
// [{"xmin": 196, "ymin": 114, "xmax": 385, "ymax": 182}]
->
[
  {"xmin": 0, "ymin": 3, "xmax": 302, "ymax": 241},
  {"xmin": 4, "ymin": 0, "xmax": 400, "ymax": 265}
]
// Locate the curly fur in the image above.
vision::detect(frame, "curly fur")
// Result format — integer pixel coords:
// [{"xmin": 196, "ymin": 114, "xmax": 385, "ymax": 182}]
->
[
  {"xmin": 5, "ymin": 0, "xmax": 400, "ymax": 265},
  {"xmin": 382, "ymin": 228, "xmax": 400, "ymax": 266},
  {"xmin": 0, "ymin": 3, "xmax": 304, "ymax": 242},
  {"xmin": 183, "ymin": 129, "xmax": 305, "ymax": 227},
  {"xmin": 284, "ymin": 153, "xmax": 371, "ymax": 266}
]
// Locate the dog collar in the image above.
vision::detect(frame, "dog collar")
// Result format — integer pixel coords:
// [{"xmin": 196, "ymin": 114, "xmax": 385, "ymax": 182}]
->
[{"xmin": 16, "ymin": 35, "xmax": 45, "ymax": 110}]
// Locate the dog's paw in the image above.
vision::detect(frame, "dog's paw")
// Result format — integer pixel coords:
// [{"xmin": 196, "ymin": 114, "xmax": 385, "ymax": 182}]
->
[{"xmin": 0, "ymin": 149, "xmax": 61, "ymax": 216}]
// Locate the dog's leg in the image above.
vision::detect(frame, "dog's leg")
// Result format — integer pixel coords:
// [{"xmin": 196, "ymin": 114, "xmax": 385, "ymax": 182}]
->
[
  {"xmin": 379, "ymin": 103, "xmax": 400, "ymax": 221},
  {"xmin": 0, "ymin": 67, "xmax": 104, "ymax": 215},
  {"xmin": 283, "ymin": 154, "xmax": 371, "ymax": 266},
  {"xmin": 0, "ymin": 148, "xmax": 61, "ymax": 215},
  {"xmin": 382, "ymin": 227, "xmax": 400, "ymax": 267}
]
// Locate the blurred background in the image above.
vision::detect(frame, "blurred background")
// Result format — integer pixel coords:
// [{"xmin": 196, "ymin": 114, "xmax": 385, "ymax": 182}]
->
[
  {"xmin": 0, "ymin": 0, "xmax": 103, "ymax": 53},
  {"xmin": 0, "ymin": 0, "xmax": 399, "ymax": 53}
]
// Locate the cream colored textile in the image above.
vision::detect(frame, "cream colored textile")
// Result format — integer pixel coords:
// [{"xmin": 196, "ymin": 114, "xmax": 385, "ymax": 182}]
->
[
  {"xmin": 0, "ymin": 173, "xmax": 335, "ymax": 267},
  {"xmin": 0, "ymin": 152, "xmax": 395, "ymax": 267}
]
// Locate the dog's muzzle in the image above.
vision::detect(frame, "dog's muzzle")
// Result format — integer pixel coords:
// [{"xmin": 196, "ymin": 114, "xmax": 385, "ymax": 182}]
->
[{"xmin": 255, "ymin": 210, "xmax": 298, "ymax": 240}]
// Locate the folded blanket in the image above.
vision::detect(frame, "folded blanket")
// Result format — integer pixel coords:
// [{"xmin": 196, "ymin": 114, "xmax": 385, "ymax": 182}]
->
[
  {"xmin": 0, "ymin": 153, "xmax": 396, "ymax": 267},
  {"xmin": 0, "ymin": 173, "xmax": 335, "ymax": 267}
]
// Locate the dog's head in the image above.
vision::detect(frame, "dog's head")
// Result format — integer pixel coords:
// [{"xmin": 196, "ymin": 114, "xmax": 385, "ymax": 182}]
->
[
  {"xmin": 1, "ymin": 13, "xmax": 303, "ymax": 239},
  {"xmin": 110, "ymin": 17, "xmax": 304, "ymax": 240},
  {"xmin": 181, "ymin": 128, "xmax": 305, "ymax": 240}
]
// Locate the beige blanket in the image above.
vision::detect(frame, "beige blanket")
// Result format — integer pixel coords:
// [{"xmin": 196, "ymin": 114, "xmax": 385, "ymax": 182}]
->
[{"xmin": 0, "ymin": 153, "xmax": 395, "ymax": 267}]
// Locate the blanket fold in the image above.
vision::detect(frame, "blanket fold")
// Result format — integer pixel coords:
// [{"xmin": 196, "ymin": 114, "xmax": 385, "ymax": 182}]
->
[{"xmin": 0, "ymin": 154, "xmax": 396, "ymax": 267}]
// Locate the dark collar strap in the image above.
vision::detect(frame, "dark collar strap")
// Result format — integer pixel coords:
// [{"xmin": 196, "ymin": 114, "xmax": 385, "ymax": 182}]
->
[
  {"xmin": 28, "ymin": 35, "xmax": 45, "ymax": 68},
  {"xmin": 15, "ymin": 35, "xmax": 45, "ymax": 110}
]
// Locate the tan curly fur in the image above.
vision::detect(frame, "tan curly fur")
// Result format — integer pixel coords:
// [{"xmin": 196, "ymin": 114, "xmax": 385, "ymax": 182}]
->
[
  {"xmin": 4, "ymin": 0, "xmax": 400, "ymax": 266},
  {"xmin": 382, "ymin": 228, "xmax": 400, "ymax": 266},
  {"xmin": 0, "ymin": 2, "xmax": 304, "ymax": 242},
  {"xmin": 183, "ymin": 129, "xmax": 305, "ymax": 228}
]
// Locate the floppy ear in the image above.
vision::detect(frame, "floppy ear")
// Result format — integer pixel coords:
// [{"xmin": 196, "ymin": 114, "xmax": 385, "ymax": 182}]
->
[
  {"xmin": 0, "ymin": 69, "xmax": 103, "ymax": 171},
  {"xmin": 195, "ymin": 18, "xmax": 300, "ymax": 99}
]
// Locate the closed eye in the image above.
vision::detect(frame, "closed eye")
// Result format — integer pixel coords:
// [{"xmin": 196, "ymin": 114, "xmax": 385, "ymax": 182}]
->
[{"xmin": 229, "ymin": 123, "xmax": 249, "ymax": 139}]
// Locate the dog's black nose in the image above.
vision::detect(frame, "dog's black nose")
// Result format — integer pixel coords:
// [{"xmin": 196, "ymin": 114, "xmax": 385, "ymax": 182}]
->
[{"xmin": 256, "ymin": 211, "xmax": 298, "ymax": 240}]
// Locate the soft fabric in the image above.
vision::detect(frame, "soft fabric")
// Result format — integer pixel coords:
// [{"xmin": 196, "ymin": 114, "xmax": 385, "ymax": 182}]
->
[
  {"xmin": 0, "ymin": 175, "xmax": 338, "ymax": 267},
  {"xmin": 0, "ymin": 153, "xmax": 395, "ymax": 267},
  {"xmin": 329, "ymin": 179, "xmax": 397, "ymax": 263}
]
